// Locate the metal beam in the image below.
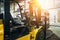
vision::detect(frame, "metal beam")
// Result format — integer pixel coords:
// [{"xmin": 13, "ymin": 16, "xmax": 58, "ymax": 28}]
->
[{"xmin": 4, "ymin": 0, "xmax": 10, "ymax": 40}]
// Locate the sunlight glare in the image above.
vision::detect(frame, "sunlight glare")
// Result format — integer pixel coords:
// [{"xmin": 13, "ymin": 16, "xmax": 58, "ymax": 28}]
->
[{"xmin": 37, "ymin": 0, "xmax": 51, "ymax": 9}]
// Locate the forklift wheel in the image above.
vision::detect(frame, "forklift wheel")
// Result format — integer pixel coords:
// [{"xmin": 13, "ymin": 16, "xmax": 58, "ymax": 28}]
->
[{"xmin": 35, "ymin": 29, "xmax": 44, "ymax": 40}]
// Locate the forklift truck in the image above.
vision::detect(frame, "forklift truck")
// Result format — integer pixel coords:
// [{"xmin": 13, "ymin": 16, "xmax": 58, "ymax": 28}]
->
[{"xmin": 0, "ymin": 0, "xmax": 49, "ymax": 40}]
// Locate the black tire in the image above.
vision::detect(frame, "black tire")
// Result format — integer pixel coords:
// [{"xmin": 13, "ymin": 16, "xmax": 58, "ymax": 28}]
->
[{"xmin": 35, "ymin": 29, "xmax": 44, "ymax": 40}]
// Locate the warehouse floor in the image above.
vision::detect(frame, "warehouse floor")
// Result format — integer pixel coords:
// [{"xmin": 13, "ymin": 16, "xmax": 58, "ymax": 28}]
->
[{"xmin": 46, "ymin": 25, "xmax": 60, "ymax": 40}]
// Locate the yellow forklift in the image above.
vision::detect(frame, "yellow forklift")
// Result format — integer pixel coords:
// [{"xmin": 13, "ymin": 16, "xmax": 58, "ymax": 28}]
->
[{"xmin": 0, "ymin": 0, "xmax": 49, "ymax": 40}]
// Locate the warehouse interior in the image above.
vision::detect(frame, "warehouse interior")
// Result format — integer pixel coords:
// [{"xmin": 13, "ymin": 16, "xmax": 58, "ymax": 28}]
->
[{"xmin": 0, "ymin": 0, "xmax": 60, "ymax": 40}]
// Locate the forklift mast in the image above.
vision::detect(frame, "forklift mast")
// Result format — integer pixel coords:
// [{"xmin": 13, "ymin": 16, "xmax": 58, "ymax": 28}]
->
[{"xmin": 29, "ymin": 0, "xmax": 41, "ymax": 27}]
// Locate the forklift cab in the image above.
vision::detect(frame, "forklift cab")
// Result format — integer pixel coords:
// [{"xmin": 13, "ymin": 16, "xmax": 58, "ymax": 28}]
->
[{"xmin": 10, "ymin": 0, "xmax": 42, "ymax": 40}]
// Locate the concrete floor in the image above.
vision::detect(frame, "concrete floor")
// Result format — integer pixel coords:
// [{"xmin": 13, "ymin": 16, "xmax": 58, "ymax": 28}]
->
[
  {"xmin": 48, "ymin": 26, "xmax": 60, "ymax": 38},
  {"xmin": 47, "ymin": 25, "xmax": 60, "ymax": 40}
]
